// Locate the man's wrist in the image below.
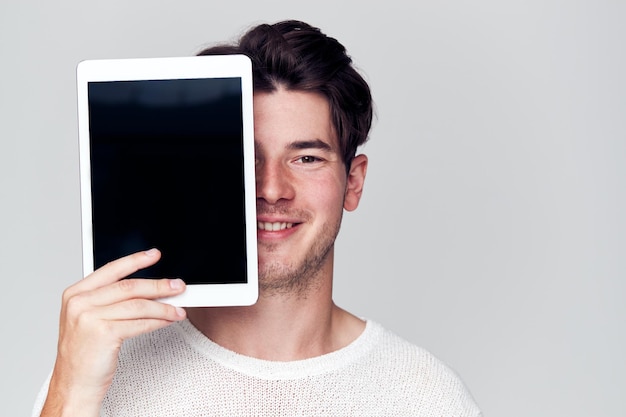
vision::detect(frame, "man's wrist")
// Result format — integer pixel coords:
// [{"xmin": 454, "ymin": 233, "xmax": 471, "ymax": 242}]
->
[{"xmin": 40, "ymin": 375, "xmax": 103, "ymax": 417}]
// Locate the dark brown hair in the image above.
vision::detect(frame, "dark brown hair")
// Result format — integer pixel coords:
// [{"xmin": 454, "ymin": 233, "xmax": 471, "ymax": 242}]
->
[{"xmin": 197, "ymin": 20, "xmax": 373, "ymax": 170}]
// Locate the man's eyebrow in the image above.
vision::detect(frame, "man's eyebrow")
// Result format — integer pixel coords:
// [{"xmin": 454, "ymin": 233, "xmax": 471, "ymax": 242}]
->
[{"xmin": 287, "ymin": 139, "xmax": 333, "ymax": 151}]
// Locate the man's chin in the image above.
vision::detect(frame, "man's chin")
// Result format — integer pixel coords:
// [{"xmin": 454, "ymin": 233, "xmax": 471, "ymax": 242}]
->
[{"xmin": 257, "ymin": 262, "xmax": 310, "ymax": 295}]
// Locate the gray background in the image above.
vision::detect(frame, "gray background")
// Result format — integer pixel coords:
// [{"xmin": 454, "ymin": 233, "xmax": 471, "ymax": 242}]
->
[{"xmin": 1, "ymin": 1, "xmax": 624, "ymax": 416}]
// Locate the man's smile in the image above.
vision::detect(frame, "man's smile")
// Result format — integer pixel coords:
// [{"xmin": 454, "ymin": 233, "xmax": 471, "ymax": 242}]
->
[{"xmin": 257, "ymin": 221, "xmax": 295, "ymax": 231}]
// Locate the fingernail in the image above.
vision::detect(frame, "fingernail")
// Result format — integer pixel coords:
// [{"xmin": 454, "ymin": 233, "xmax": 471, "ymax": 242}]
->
[
  {"xmin": 145, "ymin": 248, "xmax": 159, "ymax": 257},
  {"xmin": 176, "ymin": 307, "xmax": 186, "ymax": 318},
  {"xmin": 170, "ymin": 279, "xmax": 184, "ymax": 290}
]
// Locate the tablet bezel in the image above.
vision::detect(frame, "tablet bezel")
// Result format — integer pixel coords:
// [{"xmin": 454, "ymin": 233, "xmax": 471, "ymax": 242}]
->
[{"xmin": 76, "ymin": 55, "xmax": 258, "ymax": 307}]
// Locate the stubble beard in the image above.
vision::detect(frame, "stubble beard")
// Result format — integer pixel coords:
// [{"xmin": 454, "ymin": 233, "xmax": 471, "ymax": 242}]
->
[{"xmin": 258, "ymin": 211, "xmax": 343, "ymax": 298}]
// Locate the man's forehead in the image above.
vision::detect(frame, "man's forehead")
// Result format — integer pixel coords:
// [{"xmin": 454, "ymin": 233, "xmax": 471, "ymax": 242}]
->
[
  {"xmin": 254, "ymin": 138, "xmax": 336, "ymax": 153},
  {"xmin": 252, "ymin": 89, "xmax": 340, "ymax": 153}
]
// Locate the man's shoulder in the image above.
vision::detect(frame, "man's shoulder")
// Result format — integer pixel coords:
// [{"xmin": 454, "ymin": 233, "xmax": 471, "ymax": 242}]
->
[
  {"xmin": 116, "ymin": 320, "xmax": 195, "ymax": 370},
  {"xmin": 365, "ymin": 320, "xmax": 454, "ymax": 369},
  {"xmin": 362, "ymin": 321, "xmax": 482, "ymax": 416}
]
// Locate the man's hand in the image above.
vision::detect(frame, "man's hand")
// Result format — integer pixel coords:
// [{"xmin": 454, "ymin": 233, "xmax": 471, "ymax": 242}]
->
[{"xmin": 40, "ymin": 249, "xmax": 187, "ymax": 417}]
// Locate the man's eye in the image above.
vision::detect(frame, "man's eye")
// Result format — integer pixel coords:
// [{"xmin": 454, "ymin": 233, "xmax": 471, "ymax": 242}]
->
[{"xmin": 298, "ymin": 156, "xmax": 320, "ymax": 163}]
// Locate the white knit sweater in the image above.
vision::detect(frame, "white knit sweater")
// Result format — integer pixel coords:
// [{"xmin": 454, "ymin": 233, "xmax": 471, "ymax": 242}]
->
[{"xmin": 33, "ymin": 320, "xmax": 481, "ymax": 416}]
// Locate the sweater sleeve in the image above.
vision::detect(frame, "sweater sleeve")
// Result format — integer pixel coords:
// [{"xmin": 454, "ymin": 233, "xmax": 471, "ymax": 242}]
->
[{"xmin": 30, "ymin": 372, "xmax": 51, "ymax": 417}]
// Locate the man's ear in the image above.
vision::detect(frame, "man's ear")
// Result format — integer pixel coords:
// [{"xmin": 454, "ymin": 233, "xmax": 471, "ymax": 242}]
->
[{"xmin": 344, "ymin": 154, "xmax": 368, "ymax": 212}]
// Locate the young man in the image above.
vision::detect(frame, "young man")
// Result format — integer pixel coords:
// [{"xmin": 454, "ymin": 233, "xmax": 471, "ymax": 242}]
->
[{"xmin": 34, "ymin": 20, "xmax": 481, "ymax": 416}]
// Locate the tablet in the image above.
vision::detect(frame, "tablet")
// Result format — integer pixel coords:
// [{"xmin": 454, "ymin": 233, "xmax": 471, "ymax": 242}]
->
[{"xmin": 76, "ymin": 55, "xmax": 258, "ymax": 307}]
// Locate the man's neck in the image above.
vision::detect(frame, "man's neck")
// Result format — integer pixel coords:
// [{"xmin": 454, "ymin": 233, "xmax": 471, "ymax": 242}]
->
[{"xmin": 185, "ymin": 262, "xmax": 364, "ymax": 361}]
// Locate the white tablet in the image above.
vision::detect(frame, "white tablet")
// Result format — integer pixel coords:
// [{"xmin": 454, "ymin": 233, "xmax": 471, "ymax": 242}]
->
[{"xmin": 76, "ymin": 55, "xmax": 258, "ymax": 307}]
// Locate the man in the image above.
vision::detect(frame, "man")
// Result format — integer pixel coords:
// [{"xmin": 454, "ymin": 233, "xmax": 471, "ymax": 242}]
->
[{"xmin": 34, "ymin": 20, "xmax": 481, "ymax": 416}]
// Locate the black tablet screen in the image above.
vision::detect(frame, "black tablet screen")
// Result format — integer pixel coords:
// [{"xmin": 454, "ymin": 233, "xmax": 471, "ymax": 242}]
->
[{"xmin": 88, "ymin": 78, "xmax": 248, "ymax": 284}]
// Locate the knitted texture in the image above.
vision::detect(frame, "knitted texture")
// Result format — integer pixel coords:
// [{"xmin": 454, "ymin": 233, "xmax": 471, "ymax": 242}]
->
[{"xmin": 33, "ymin": 320, "xmax": 481, "ymax": 416}]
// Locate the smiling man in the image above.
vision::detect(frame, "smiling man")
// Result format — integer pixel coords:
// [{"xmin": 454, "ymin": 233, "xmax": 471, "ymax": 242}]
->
[
  {"xmin": 34, "ymin": 20, "xmax": 481, "ymax": 416},
  {"xmin": 253, "ymin": 90, "xmax": 360, "ymax": 297}
]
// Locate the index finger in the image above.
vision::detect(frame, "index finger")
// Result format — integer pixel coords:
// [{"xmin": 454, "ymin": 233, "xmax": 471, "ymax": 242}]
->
[{"xmin": 69, "ymin": 249, "xmax": 162, "ymax": 295}]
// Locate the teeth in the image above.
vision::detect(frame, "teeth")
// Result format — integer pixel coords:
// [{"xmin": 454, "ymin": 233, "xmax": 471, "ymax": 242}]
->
[{"xmin": 258, "ymin": 221, "xmax": 294, "ymax": 231}]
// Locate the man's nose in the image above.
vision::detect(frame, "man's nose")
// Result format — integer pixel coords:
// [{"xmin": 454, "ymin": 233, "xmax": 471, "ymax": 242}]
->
[{"xmin": 255, "ymin": 161, "xmax": 295, "ymax": 204}]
